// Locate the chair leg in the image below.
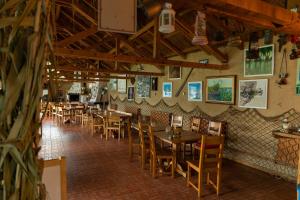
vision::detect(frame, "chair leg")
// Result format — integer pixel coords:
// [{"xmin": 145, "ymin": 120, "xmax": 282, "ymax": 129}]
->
[
  {"xmin": 187, "ymin": 165, "xmax": 190, "ymax": 187},
  {"xmin": 171, "ymin": 158, "xmax": 175, "ymax": 178},
  {"xmin": 217, "ymin": 169, "xmax": 221, "ymax": 195},
  {"xmin": 153, "ymin": 156, "xmax": 157, "ymax": 178},
  {"xmin": 198, "ymin": 171, "xmax": 203, "ymax": 198}
]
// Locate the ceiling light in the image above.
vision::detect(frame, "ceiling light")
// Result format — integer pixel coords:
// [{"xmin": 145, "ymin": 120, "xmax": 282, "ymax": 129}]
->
[
  {"xmin": 192, "ymin": 11, "xmax": 208, "ymax": 46},
  {"xmin": 159, "ymin": 3, "xmax": 175, "ymax": 34}
]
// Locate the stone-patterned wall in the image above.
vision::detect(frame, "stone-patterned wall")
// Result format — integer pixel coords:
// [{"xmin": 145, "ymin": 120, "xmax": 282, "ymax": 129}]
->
[{"xmin": 111, "ymin": 96, "xmax": 300, "ymax": 181}]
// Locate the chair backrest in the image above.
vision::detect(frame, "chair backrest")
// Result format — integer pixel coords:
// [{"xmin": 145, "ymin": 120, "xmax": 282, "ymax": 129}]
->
[
  {"xmin": 207, "ymin": 121, "xmax": 223, "ymax": 136},
  {"xmin": 171, "ymin": 115, "xmax": 183, "ymax": 128},
  {"xmin": 198, "ymin": 135, "xmax": 225, "ymax": 172},
  {"xmin": 191, "ymin": 116, "xmax": 201, "ymax": 132},
  {"xmin": 107, "ymin": 115, "xmax": 121, "ymax": 124},
  {"xmin": 138, "ymin": 121, "xmax": 148, "ymax": 147},
  {"xmin": 147, "ymin": 125, "xmax": 156, "ymax": 156},
  {"xmin": 93, "ymin": 115, "xmax": 104, "ymax": 125},
  {"xmin": 42, "ymin": 157, "xmax": 67, "ymax": 200}
]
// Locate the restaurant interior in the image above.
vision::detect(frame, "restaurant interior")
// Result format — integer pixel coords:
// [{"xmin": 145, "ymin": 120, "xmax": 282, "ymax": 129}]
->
[{"xmin": 1, "ymin": 0, "xmax": 300, "ymax": 199}]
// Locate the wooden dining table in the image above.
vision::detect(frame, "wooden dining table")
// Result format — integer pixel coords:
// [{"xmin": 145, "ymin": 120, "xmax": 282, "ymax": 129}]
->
[{"xmin": 154, "ymin": 130, "xmax": 202, "ymax": 178}]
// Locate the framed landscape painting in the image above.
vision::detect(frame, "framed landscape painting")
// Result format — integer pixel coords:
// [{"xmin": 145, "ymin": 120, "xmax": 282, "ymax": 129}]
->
[
  {"xmin": 206, "ymin": 76, "xmax": 236, "ymax": 104},
  {"xmin": 163, "ymin": 82, "xmax": 172, "ymax": 97},
  {"xmin": 297, "ymin": 59, "xmax": 300, "ymax": 96},
  {"xmin": 117, "ymin": 78, "xmax": 127, "ymax": 93},
  {"xmin": 127, "ymin": 86, "xmax": 134, "ymax": 101},
  {"xmin": 168, "ymin": 66, "xmax": 181, "ymax": 80},
  {"xmin": 188, "ymin": 82, "xmax": 202, "ymax": 101},
  {"xmin": 244, "ymin": 44, "xmax": 274, "ymax": 77},
  {"xmin": 238, "ymin": 79, "xmax": 268, "ymax": 109},
  {"xmin": 108, "ymin": 79, "xmax": 117, "ymax": 90},
  {"xmin": 136, "ymin": 76, "xmax": 151, "ymax": 98}
]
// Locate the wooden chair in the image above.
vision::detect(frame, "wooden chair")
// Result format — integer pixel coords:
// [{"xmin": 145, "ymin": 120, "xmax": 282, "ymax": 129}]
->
[
  {"xmin": 147, "ymin": 125, "xmax": 175, "ymax": 178},
  {"xmin": 138, "ymin": 122, "xmax": 150, "ymax": 169},
  {"xmin": 128, "ymin": 119, "xmax": 140, "ymax": 161},
  {"xmin": 193, "ymin": 120, "xmax": 224, "ymax": 157},
  {"xmin": 187, "ymin": 135, "xmax": 225, "ymax": 198},
  {"xmin": 182, "ymin": 116, "xmax": 201, "ymax": 157},
  {"xmin": 74, "ymin": 106, "xmax": 84, "ymax": 124},
  {"xmin": 42, "ymin": 157, "xmax": 67, "ymax": 200},
  {"xmin": 105, "ymin": 115, "xmax": 121, "ymax": 140},
  {"xmin": 92, "ymin": 115, "xmax": 105, "ymax": 137},
  {"xmin": 56, "ymin": 106, "xmax": 63, "ymax": 125}
]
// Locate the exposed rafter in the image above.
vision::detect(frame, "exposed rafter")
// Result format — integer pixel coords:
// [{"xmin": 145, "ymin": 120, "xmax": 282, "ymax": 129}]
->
[{"xmin": 54, "ymin": 48, "xmax": 228, "ymax": 70}]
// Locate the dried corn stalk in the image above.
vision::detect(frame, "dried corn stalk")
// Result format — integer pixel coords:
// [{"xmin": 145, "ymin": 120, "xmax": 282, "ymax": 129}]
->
[{"xmin": 0, "ymin": 0, "xmax": 53, "ymax": 199}]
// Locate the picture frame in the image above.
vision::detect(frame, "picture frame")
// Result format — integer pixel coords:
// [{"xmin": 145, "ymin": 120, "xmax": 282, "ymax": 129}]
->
[
  {"xmin": 127, "ymin": 86, "xmax": 134, "ymax": 101},
  {"xmin": 244, "ymin": 44, "xmax": 274, "ymax": 77},
  {"xmin": 168, "ymin": 66, "xmax": 181, "ymax": 80},
  {"xmin": 188, "ymin": 82, "xmax": 203, "ymax": 101},
  {"xmin": 238, "ymin": 79, "xmax": 268, "ymax": 109},
  {"xmin": 297, "ymin": 59, "xmax": 300, "ymax": 96},
  {"xmin": 206, "ymin": 75, "xmax": 236, "ymax": 105},
  {"xmin": 151, "ymin": 77, "xmax": 158, "ymax": 91},
  {"xmin": 163, "ymin": 82, "xmax": 172, "ymax": 98},
  {"xmin": 108, "ymin": 79, "xmax": 117, "ymax": 90},
  {"xmin": 199, "ymin": 59, "xmax": 209, "ymax": 64},
  {"xmin": 117, "ymin": 78, "xmax": 127, "ymax": 93},
  {"xmin": 136, "ymin": 76, "xmax": 151, "ymax": 98}
]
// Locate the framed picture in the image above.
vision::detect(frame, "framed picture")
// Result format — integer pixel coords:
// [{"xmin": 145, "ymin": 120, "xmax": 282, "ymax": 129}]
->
[
  {"xmin": 117, "ymin": 78, "xmax": 127, "ymax": 93},
  {"xmin": 168, "ymin": 66, "xmax": 181, "ymax": 80},
  {"xmin": 244, "ymin": 44, "xmax": 274, "ymax": 77},
  {"xmin": 188, "ymin": 82, "xmax": 203, "ymax": 101},
  {"xmin": 206, "ymin": 75, "xmax": 236, "ymax": 104},
  {"xmin": 108, "ymin": 79, "xmax": 117, "ymax": 90},
  {"xmin": 199, "ymin": 59, "xmax": 209, "ymax": 64},
  {"xmin": 163, "ymin": 82, "xmax": 172, "ymax": 97},
  {"xmin": 136, "ymin": 76, "xmax": 151, "ymax": 98},
  {"xmin": 238, "ymin": 79, "xmax": 268, "ymax": 109},
  {"xmin": 297, "ymin": 59, "xmax": 300, "ymax": 96},
  {"xmin": 151, "ymin": 77, "xmax": 158, "ymax": 91},
  {"xmin": 127, "ymin": 86, "xmax": 134, "ymax": 101}
]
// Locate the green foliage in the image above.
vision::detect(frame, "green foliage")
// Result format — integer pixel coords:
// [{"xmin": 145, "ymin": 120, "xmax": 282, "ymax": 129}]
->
[{"xmin": 0, "ymin": 0, "xmax": 52, "ymax": 199}]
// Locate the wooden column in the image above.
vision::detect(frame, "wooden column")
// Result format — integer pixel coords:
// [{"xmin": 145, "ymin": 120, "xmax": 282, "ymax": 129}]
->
[
  {"xmin": 115, "ymin": 38, "xmax": 120, "ymax": 70},
  {"xmin": 153, "ymin": 17, "xmax": 160, "ymax": 59}
]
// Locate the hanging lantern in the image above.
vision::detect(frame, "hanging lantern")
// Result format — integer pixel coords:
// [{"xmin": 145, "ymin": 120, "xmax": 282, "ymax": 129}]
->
[
  {"xmin": 159, "ymin": 3, "xmax": 175, "ymax": 34},
  {"xmin": 246, "ymin": 32, "xmax": 259, "ymax": 59},
  {"xmin": 192, "ymin": 11, "xmax": 208, "ymax": 46}
]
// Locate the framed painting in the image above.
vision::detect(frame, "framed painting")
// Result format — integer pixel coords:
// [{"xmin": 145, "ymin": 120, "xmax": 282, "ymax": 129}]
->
[
  {"xmin": 163, "ymin": 82, "xmax": 172, "ymax": 97},
  {"xmin": 168, "ymin": 66, "xmax": 181, "ymax": 80},
  {"xmin": 127, "ymin": 86, "xmax": 134, "ymax": 101},
  {"xmin": 136, "ymin": 76, "xmax": 151, "ymax": 98},
  {"xmin": 206, "ymin": 75, "xmax": 236, "ymax": 104},
  {"xmin": 117, "ymin": 78, "xmax": 127, "ymax": 93},
  {"xmin": 108, "ymin": 79, "xmax": 117, "ymax": 90},
  {"xmin": 188, "ymin": 82, "xmax": 202, "ymax": 101},
  {"xmin": 238, "ymin": 79, "xmax": 268, "ymax": 109},
  {"xmin": 151, "ymin": 77, "xmax": 158, "ymax": 91},
  {"xmin": 244, "ymin": 44, "xmax": 274, "ymax": 77},
  {"xmin": 297, "ymin": 59, "xmax": 300, "ymax": 96},
  {"xmin": 199, "ymin": 59, "xmax": 209, "ymax": 64}
]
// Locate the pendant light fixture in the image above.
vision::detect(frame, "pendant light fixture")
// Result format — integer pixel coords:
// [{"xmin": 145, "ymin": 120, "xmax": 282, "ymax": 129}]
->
[
  {"xmin": 159, "ymin": 2, "xmax": 175, "ymax": 34},
  {"xmin": 192, "ymin": 11, "xmax": 208, "ymax": 46}
]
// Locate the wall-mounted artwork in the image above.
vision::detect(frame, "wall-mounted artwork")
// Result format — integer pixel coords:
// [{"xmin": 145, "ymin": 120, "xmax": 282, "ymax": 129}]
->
[
  {"xmin": 127, "ymin": 86, "xmax": 134, "ymax": 101},
  {"xmin": 108, "ymin": 79, "xmax": 117, "ymax": 90},
  {"xmin": 238, "ymin": 79, "xmax": 268, "ymax": 109},
  {"xmin": 151, "ymin": 77, "xmax": 158, "ymax": 91},
  {"xmin": 199, "ymin": 59, "xmax": 209, "ymax": 64},
  {"xmin": 168, "ymin": 66, "xmax": 181, "ymax": 80},
  {"xmin": 297, "ymin": 59, "xmax": 300, "ymax": 96},
  {"xmin": 163, "ymin": 82, "xmax": 172, "ymax": 97},
  {"xmin": 244, "ymin": 44, "xmax": 274, "ymax": 77},
  {"xmin": 188, "ymin": 82, "xmax": 202, "ymax": 101},
  {"xmin": 136, "ymin": 76, "xmax": 151, "ymax": 98},
  {"xmin": 206, "ymin": 76, "xmax": 236, "ymax": 104},
  {"xmin": 117, "ymin": 78, "xmax": 127, "ymax": 93}
]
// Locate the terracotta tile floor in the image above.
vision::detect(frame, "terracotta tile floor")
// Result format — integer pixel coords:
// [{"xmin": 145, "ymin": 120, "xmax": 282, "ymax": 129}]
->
[{"xmin": 40, "ymin": 119, "xmax": 296, "ymax": 200}]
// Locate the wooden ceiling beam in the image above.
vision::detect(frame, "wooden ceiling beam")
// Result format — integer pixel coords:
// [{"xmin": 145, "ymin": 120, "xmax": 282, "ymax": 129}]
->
[
  {"xmin": 153, "ymin": 17, "xmax": 161, "ymax": 59},
  {"xmin": 56, "ymin": 26, "xmax": 98, "ymax": 47},
  {"xmin": 51, "ymin": 65, "xmax": 165, "ymax": 76},
  {"xmin": 49, "ymin": 78, "xmax": 109, "ymax": 83},
  {"xmin": 54, "ymin": 47, "xmax": 228, "ymax": 70},
  {"xmin": 72, "ymin": 4, "xmax": 97, "ymax": 25}
]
